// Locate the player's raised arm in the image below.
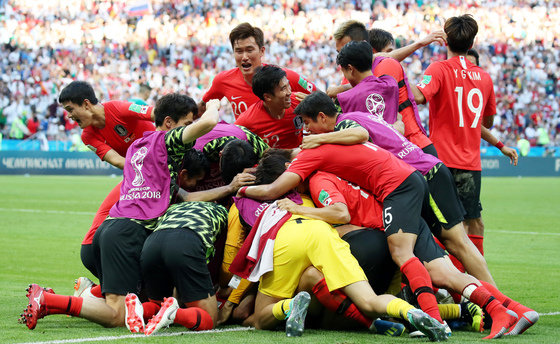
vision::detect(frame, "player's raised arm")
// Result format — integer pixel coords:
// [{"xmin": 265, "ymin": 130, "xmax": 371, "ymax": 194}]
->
[{"xmin": 182, "ymin": 99, "xmax": 221, "ymax": 144}]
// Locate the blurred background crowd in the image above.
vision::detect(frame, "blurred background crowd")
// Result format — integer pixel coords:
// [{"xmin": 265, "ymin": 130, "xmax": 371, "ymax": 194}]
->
[{"xmin": 0, "ymin": 0, "xmax": 558, "ymax": 155}]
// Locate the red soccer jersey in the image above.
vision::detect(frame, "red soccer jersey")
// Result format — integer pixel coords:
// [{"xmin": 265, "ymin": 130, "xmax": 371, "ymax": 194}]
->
[
  {"xmin": 373, "ymin": 58, "xmax": 432, "ymax": 149},
  {"xmin": 234, "ymin": 95, "xmax": 303, "ymax": 149},
  {"xmin": 81, "ymin": 101, "xmax": 155, "ymax": 160},
  {"xmin": 417, "ymin": 56, "xmax": 496, "ymax": 170},
  {"xmin": 203, "ymin": 66, "xmax": 316, "ymax": 119},
  {"xmin": 286, "ymin": 142, "xmax": 414, "ymax": 202},
  {"xmin": 309, "ymin": 171, "xmax": 384, "ymax": 230}
]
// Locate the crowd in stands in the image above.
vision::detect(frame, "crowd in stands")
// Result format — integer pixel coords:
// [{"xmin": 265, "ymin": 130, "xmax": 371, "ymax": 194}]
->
[{"xmin": 0, "ymin": 0, "xmax": 558, "ymax": 152}]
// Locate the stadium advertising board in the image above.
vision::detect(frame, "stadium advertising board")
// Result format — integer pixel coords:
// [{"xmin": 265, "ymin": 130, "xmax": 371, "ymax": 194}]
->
[{"xmin": 0, "ymin": 151, "xmax": 120, "ymax": 175}]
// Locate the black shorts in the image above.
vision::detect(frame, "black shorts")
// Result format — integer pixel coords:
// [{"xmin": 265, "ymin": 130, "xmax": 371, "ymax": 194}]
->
[
  {"xmin": 413, "ymin": 219, "xmax": 446, "ymax": 263},
  {"xmin": 92, "ymin": 218, "xmax": 150, "ymax": 296},
  {"xmin": 342, "ymin": 229, "xmax": 397, "ymax": 295},
  {"xmin": 141, "ymin": 228, "xmax": 215, "ymax": 304},
  {"xmin": 80, "ymin": 244, "xmax": 99, "ymax": 279},
  {"xmin": 448, "ymin": 168, "xmax": 482, "ymax": 220},
  {"xmin": 425, "ymin": 163, "xmax": 466, "ymax": 230},
  {"xmin": 383, "ymin": 171, "xmax": 428, "ymax": 236},
  {"xmin": 422, "ymin": 143, "xmax": 438, "ymax": 158}
]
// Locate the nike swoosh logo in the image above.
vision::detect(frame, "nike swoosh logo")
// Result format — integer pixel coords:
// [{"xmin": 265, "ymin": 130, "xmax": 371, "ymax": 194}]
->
[{"xmin": 231, "ymin": 96, "xmax": 242, "ymax": 100}]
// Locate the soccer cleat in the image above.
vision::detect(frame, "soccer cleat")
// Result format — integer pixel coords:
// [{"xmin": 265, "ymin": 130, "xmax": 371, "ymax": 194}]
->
[
  {"xmin": 505, "ymin": 306, "xmax": 538, "ymax": 336},
  {"xmin": 19, "ymin": 284, "xmax": 47, "ymax": 330},
  {"xmin": 125, "ymin": 293, "xmax": 145, "ymax": 333},
  {"xmin": 406, "ymin": 308, "xmax": 448, "ymax": 342},
  {"xmin": 73, "ymin": 277, "xmax": 95, "ymax": 297},
  {"xmin": 462, "ymin": 302, "xmax": 484, "ymax": 332},
  {"xmin": 369, "ymin": 318, "xmax": 405, "ymax": 337},
  {"xmin": 285, "ymin": 291, "xmax": 311, "ymax": 337},
  {"xmin": 483, "ymin": 310, "xmax": 517, "ymax": 339},
  {"xmin": 144, "ymin": 297, "xmax": 179, "ymax": 336}
]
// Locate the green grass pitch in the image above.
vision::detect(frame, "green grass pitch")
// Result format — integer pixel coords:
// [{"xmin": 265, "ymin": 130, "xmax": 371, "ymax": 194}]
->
[{"xmin": 0, "ymin": 175, "xmax": 559, "ymax": 343}]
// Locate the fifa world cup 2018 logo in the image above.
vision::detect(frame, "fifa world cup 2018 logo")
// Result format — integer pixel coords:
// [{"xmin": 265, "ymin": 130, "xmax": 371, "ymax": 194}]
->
[
  {"xmin": 366, "ymin": 93, "xmax": 385, "ymax": 118},
  {"xmin": 131, "ymin": 147, "xmax": 148, "ymax": 187}
]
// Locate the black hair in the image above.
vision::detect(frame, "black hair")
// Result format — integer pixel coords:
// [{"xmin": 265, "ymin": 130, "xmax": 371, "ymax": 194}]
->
[
  {"xmin": 467, "ymin": 48, "xmax": 480, "ymax": 66},
  {"xmin": 179, "ymin": 149, "xmax": 210, "ymax": 180},
  {"xmin": 334, "ymin": 20, "xmax": 368, "ymax": 42},
  {"xmin": 294, "ymin": 91, "xmax": 338, "ymax": 121},
  {"xmin": 153, "ymin": 93, "xmax": 198, "ymax": 127},
  {"xmin": 255, "ymin": 153, "xmax": 290, "ymax": 185},
  {"xmin": 220, "ymin": 139, "xmax": 258, "ymax": 184},
  {"xmin": 58, "ymin": 81, "xmax": 98, "ymax": 105},
  {"xmin": 368, "ymin": 28, "xmax": 395, "ymax": 53},
  {"xmin": 444, "ymin": 14, "xmax": 478, "ymax": 54},
  {"xmin": 336, "ymin": 40, "xmax": 373, "ymax": 72},
  {"xmin": 229, "ymin": 22, "xmax": 265, "ymax": 49},
  {"xmin": 252, "ymin": 65, "xmax": 287, "ymax": 101}
]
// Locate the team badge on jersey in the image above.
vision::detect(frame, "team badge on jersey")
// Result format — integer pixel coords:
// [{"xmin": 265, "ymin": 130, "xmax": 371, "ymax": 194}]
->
[
  {"xmin": 418, "ymin": 75, "xmax": 432, "ymax": 89},
  {"xmin": 318, "ymin": 190, "xmax": 332, "ymax": 206},
  {"xmin": 128, "ymin": 103, "xmax": 149, "ymax": 114},
  {"xmin": 114, "ymin": 124, "xmax": 129, "ymax": 137},
  {"xmin": 298, "ymin": 76, "xmax": 314, "ymax": 93},
  {"xmin": 365, "ymin": 93, "xmax": 385, "ymax": 118},
  {"xmin": 293, "ymin": 115, "xmax": 304, "ymax": 130}
]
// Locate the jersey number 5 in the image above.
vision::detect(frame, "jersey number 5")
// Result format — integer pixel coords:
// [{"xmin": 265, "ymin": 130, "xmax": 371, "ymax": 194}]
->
[{"xmin": 454, "ymin": 86, "xmax": 483, "ymax": 128}]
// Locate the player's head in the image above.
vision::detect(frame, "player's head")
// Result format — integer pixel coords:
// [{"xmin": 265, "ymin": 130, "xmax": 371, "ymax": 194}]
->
[
  {"xmin": 229, "ymin": 23, "xmax": 266, "ymax": 80},
  {"xmin": 333, "ymin": 20, "xmax": 368, "ymax": 52},
  {"xmin": 178, "ymin": 149, "xmax": 210, "ymax": 189},
  {"xmin": 138, "ymin": 83, "xmax": 152, "ymax": 100},
  {"xmin": 59, "ymin": 81, "xmax": 99, "ymax": 129},
  {"xmin": 153, "ymin": 93, "xmax": 198, "ymax": 129},
  {"xmin": 368, "ymin": 28, "xmax": 395, "ymax": 53},
  {"xmin": 255, "ymin": 151, "xmax": 291, "ymax": 185},
  {"xmin": 294, "ymin": 91, "xmax": 338, "ymax": 134},
  {"xmin": 337, "ymin": 40, "xmax": 373, "ymax": 86},
  {"xmin": 444, "ymin": 14, "xmax": 478, "ymax": 54},
  {"xmin": 467, "ymin": 48, "xmax": 480, "ymax": 66},
  {"xmin": 252, "ymin": 65, "xmax": 291, "ymax": 109},
  {"xmin": 220, "ymin": 139, "xmax": 258, "ymax": 184}
]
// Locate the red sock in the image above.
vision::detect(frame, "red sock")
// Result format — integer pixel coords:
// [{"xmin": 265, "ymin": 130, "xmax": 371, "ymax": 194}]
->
[
  {"xmin": 43, "ymin": 293, "xmax": 83, "ymax": 316},
  {"xmin": 466, "ymin": 284, "xmax": 516, "ymax": 339},
  {"xmin": 479, "ymin": 281, "xmax": 524, "ymax": 310},
  {"xmin": 142, "ymin": 301, "xmax": 161, "ymax": 322},
  {"xmin": 90, "ymin": 285, "xmax": 103, "ymax": 298},
  {"xmin": 401, "ymin": 257, "xmax": 442, "ymax": 323},
  {"xmin": 311, "ymin": 278, "xmax": 372, "ymax": 328},
  {"xmin": 468, "ymin": 235, "xmax": 484, "ymax": 256},
  {"xmin": 174, "ymin": 307, "xmax": 213, "ymax": 331}
]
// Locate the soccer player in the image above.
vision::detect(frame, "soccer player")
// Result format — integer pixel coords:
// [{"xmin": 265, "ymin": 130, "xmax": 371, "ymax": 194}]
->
[
  {"xmin": 412, "ymin": 15, "xmax": 506, "ymax": 256},
  {"xmin": 20, "ymin": 94, "xmax": 221, "ymax": 330},
  {"xmin": 59, "ymin": 81, "xmax": 155, "ymax": 284},
  {"xmin": 234, "ymin": 65, "xmax": 304, "ymax": 149},
  {"xmin": 328, "ymin": 20, "xmax": 444, "ymax": 156},
  {"xmin": 200, "ymin": 22, "xmax": 316, "ymax": 119},
  {"xmin": 412, "ymin": 16, "xmax": 537, "ymax": 334},
  {"xmin": 309, "ymin": 43, "xmax": 495, "ymax": 285}
]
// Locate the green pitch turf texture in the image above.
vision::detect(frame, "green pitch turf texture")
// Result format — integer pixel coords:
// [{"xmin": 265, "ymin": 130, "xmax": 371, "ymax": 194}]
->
[{"xmin": 0, "ymin": 175, "xmax": 558, "ymax": 344}]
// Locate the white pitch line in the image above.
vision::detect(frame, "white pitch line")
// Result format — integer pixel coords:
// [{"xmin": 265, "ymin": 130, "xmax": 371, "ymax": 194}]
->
[
  {"xmin": 0, "ymin": 208, "xmax": 95, "ymax": 216},
  {"xmin": 540, "ymin": 311, "xmax": 560, "ymax": 316},
  {"xmin": 489, "ymin": 229, "xmax": 560, "ymax": 236},
  {"xmin": 15, "ymin": 326, "xmax": 254, "ymax": 344}
]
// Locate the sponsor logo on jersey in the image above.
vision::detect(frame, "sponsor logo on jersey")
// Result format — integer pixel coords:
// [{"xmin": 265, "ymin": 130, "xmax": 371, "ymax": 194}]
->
[
  {"xmin": 128, "ymin": 103, "xmax": 149, "ymax": 114},
  {"xmin": 365, "ymin": 93, "xmax": 385, "ymax": 118},
  {"xmin": 318, "ymin": 189, "xmax": 332, "ymax": 206},
  {"xmin": 114, "ymin": 124, "xmax": 129, "ymax": 137},
  {"xmin": 298, "ymin": 76, "xmax": 314, "ymax": 92},
  {"xmin": 293, "ymin": 115, "xmax": 304, "ymax": 130}
]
